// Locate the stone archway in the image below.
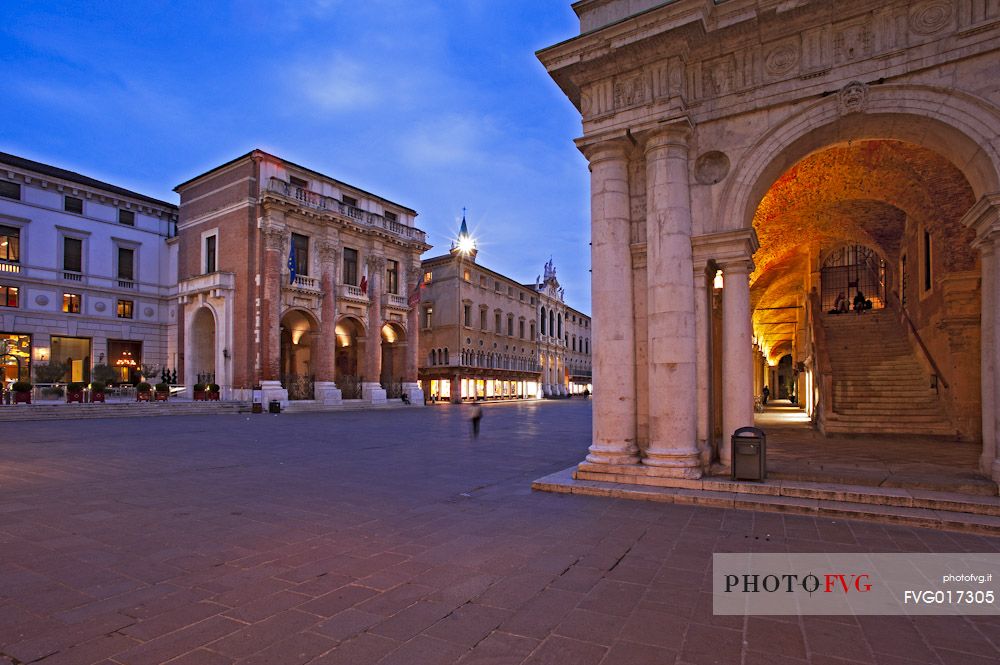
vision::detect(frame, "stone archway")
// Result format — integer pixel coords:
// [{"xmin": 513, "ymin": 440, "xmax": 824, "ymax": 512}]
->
[
  {"xmin": 189, "ymin": 306, "xmax": 217, "ymax": 385},
  {"xmin": 279, "ymin": 309, "xmax": 319, "ymax": 400},
  {"xmin": 380, "ymin": 322, "xmax": 406, "ymax": 397},
  {"xmin": 334, "ymin": 316, "xmax": 365, "ymax": 399}
]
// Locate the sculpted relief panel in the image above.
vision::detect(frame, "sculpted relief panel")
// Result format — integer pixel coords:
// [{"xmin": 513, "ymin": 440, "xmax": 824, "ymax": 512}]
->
[{"xmin": 579, "ymin": 0, "xmax": 999, "ymax": 120}]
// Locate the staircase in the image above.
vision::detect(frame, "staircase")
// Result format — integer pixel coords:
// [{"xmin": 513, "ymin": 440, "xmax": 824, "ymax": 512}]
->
[
  {"xmin": 0, "ymin": 401, "xmax": 250, "ymax": 422},
  {"xmin": 820, "ymin": 309, "xmax": 955, "ymax": 437}
]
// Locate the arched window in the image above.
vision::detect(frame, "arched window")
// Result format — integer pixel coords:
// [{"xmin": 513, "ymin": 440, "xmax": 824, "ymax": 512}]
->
[
  {"xmin": 549, "ymin": 310, "xmax": 555, "ymax": 338},
  {"xmin": 443, "ymin": 348, "xmax": 449, "ymax": 365},
  {"xmin": 557, "ymin": 313, "xmax": 562, "ymax": 338},
  {"xmin": 540, "ymin": 307, "xmax": 546, "ymax": 335},
  {"xmin": 429, "ymin": 350, "xmax": 437, "ymax": 366}
]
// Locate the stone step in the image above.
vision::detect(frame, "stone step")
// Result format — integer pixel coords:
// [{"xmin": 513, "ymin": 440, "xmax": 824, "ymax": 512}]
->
[
  {"xmin": 533, "ymin": 468, "xmax": 1000, "ymax": 534},
  {"xmin": 0, "ymin": 402, "xmax": 251, "ymax": 422},
  {"xmin": 821, "ymin": 420, "xmax": 955, "ymax": 437},
  {"xmin": 830, "ymin": 411, "xmax": 948, "ymax": 422}
]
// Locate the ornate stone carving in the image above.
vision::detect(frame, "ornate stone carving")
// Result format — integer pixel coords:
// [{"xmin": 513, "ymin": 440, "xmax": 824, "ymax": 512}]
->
[
  {"xmin": 261, "ymin": 223, "xmax": 285, "ymax": 252},
  {"xmin": 704, "ymin": 55, "xmax": 735, "ymax": 96},
  {"xmin": 317, "ymin": 240, "xmax": 339, "ymax": 264},
  {"xmin": 694, "ymin": 151, "xmax": 731, "ymax": 185},
  {"xmin": 144, "ymin": 307, "xmax": 155, "ymax": 318},
  {"xmin": 614, "ymin": 74, "xmax": 647, "ymax": 109},
  {"xmin": 837, "ymin": 80, "xmax": 868, "ymax": 115},
  {"xmin": 763, "ymin": 38, "xmax": 800, "ymax": 78},
  {"xmin": 366, "ymin": 255, "xmax": 386, "ymax": 273},
  {"xmin": 833, "ymin": 21, "xmax": 873, "ymax": 63},
  {"xmin": 35, "ymin": 295, "xmax": 48, "ymax": 306},
  {"xmin": 910, "ymin": 0, "xmax": 953, "ymax": 35},
  {"xmin": 94, "ymin": 300, "xmax": 105, "ymax": 312}
]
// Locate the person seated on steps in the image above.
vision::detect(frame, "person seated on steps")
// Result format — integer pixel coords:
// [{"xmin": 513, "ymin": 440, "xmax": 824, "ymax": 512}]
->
[
  {"xmin": 830, "ymin": 291, "xmax": 848, "ymax": 314},
  {"xmin": 853, "ymin": 289, "xmax": 867, "ymax": 314}
]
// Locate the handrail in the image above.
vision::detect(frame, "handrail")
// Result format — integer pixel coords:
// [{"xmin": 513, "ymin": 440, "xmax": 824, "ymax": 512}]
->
[{"xmin": 887, "ymin": 291, "xmax": 949, "ymax": 390}]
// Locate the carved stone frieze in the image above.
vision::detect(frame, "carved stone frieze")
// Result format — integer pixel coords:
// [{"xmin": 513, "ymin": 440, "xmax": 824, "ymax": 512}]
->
[
  {"xmin": 910, "ymin": 0, "xmax": 954, "ymax": 35},
  {"xmin": 261, "ymin": 223, "xmax": 286, "ymax": 252},
  {"xmin": 838, "ymin": 80, "xmax": 869, "ymax": 115}
]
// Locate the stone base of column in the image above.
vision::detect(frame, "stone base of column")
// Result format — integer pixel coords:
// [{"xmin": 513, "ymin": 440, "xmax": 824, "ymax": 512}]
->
[
  {"xmin": 642, "ymin": 450, "xmax": 703, "ymax": 479},
  {"xmin": 362, "ymin": 382, "xmax": 387, "ymax": 404},
  {"xmin": 259, "ymin": 380, "xmax": 288, "ymax": 409},
  {"xmin": 314, "ymin": 381, "xmax": 342, "ymax": 405},
  {"xmin": 402, "ymin": 382, "xmax": 424, "ymax": 406},
  {"xmin": 991, "ymin": 458, "xmax": 1000, "ymax": 483},
  {"xmin": 584, "ymin": 443, "xmax": 639, "ymax": 466}
]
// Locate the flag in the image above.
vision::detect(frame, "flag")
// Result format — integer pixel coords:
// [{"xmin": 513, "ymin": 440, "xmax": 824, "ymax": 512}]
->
[
  {"xmin": 408, "ymin": 280, "xmax": 423, "ymax": 307},
  {"xmin": 287, "ymin": 244, "xmax": 297, "ymax": 285},
  {"xmin": 359, "ymin": 262, "xmax": 368, "ymax": 295}
]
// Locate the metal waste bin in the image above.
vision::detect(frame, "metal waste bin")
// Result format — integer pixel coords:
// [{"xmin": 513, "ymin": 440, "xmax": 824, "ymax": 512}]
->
[
  {"xmin": 268, "ymin": 400, "xmax": 281, "ymax": 414},
  {"xmin": 731, "ymin": 426, "xmax": 766, "ymax": 481}
]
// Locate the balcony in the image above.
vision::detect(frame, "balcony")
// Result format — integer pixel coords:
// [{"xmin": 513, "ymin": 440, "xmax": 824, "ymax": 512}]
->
[
  {"xmin": 0, "ymin": 260, "xmax": 19, "ymax": 274},
  {"xmin": 118, "ymin": 279, "xmax": 135, "ymax": 289},
  {"xmin": 63, "ymin": 271, "xmax": 83, "ymax": 282},
  {"xmin": 265, "ymin": 178, "xmax": 428, "ymax": 245},
  {"xmin": 285, "ymin": 273, "xmax": 320, "ymax": 291},
  {"xmin": 383, "ymin": 293, "xmax": 409, "ymax": 310},
  {"xmin": 178, "ymin": 271, "xmax": 236, "ymax": 301},
  {"xmin": 339, "ymin": 283, "xmax": 369, "ymax": 303}
]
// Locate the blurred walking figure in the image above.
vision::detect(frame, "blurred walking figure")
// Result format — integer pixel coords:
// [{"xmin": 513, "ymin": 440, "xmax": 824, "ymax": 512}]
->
[{"xmin": 471, "ymin": 403, "xmax": 483, "ymax": 438}]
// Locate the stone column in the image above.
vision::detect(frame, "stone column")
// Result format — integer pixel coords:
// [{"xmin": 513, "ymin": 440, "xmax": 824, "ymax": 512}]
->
[
  {"xmin": 643, "ymin": 125, "xmax": 700, "ymax": 477},
  {"xmin": 693, "ymin": 264, "xmax": 710, "ymax": 466},
  {"xmin": 314, "ymin": 241, "xmax": 342, "ymax": 405},
  {"xmin": 259, "ymin": 217, "xmax": 288, "ymax": 406},
  {"xmin": 581, "ymin": 139, "xmax": 638, "ymax": 465},
  {"xmin": 720, "ymin": 259, "xmax": 755, "ymax": 467},
  {"xmin": 363, "ymin": 255, "xmax": 387, "ymax": 403},
  {"xmin": 978, "ymin": 238, "xmax": 997, "ymax": 475},
  {"xmin": 403, "ymin": 260, "xmax": 425, "ymax": 405}
]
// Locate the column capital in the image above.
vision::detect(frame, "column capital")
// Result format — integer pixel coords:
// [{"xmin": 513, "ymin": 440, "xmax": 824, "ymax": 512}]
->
[
  {"xmin": 577, "ymin": 135, "xmax": 631, "ymax": 166},
  {"xmin": 964, "ymin": 192, "xmax": 1000, "ymax": 251},
  {"xmin": 691, "ymin": 229, "xmax": 759, "ymax": 272},
  {"xmin": 642, "ymin": 119, "xmax": 694, "ymax": 155},
  {"xmin": 261, "ymin": 222, "xmax": 286, "ymax": 252},
  {"xmin": 317, "ymin": 240, "xmax": 339, "ymax": 264},
  {"xmin": 367, "ymin": 254, "xmax": 387, "ymax": 273}
]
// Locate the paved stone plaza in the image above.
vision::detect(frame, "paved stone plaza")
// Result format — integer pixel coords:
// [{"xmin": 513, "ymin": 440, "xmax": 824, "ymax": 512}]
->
[{"xmin": 2, "ymin": 401, "xmax": 1000, "ymax": 665}]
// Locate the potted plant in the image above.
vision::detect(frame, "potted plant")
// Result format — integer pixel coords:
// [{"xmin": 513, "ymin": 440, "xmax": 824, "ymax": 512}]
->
[
  {"xmin": 207, "ymin": 383, "xmax": 221, "ymax": 401},
  {"xmin": 40, "ymin": 385, "xmax": 64, "ymax": 400},
  {"xmin": 90, "ymin": 381, "xmax": 107, "ymax": 403},
  {"xmin": 12, "ymin": 381, "xmax": 32, "ymax": 404},
  {"xmin": 66, "ymin": 381, "xmax": 86, "ymax": 403},
  {"xmin": 193, "ymin": 382, "xmax": 207, "ymax": 401},
  {"xmin": 154, "ymin": 382, "xmax": 170, "ymax": 402},
  {"xmin": 136, "ymin": 381, "xmax": 153, "ymax": 402}
]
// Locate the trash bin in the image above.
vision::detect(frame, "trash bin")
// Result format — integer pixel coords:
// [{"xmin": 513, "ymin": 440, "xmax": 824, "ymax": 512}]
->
[
  {"xmin": 731, "ymin": 426, "xmax": 766, "ymax": 481},
  {"xmin": 268, "ymin": 400, "xmax": 281, "ymax": 414}
]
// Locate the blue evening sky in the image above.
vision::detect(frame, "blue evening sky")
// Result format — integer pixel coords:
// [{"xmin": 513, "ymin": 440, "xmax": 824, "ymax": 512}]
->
[{"xmin": 1, "ymin": 1, "xmax": 592, "ymax": 312}]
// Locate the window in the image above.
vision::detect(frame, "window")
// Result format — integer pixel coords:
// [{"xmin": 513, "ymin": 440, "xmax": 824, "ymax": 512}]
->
[
  {"xmin": 479, "ymin": 276, "xmax": 487, "ymax": 288},
  {"xmin": 507, "ymin": 286, "xmax": 513, "ymax": 297},
  {"xmin": 464, "ymin": 304, "xmax": 472, "ymax": 327},
  {"xmin": 480, "ymin": 308, "xmax": 487, "ymax": 330},
  {"xmin": 118, "ymin": 209, "xmax": 135, "ymax": 226},
  {"xmin": 507, "ymin": 316, "xmax": 514, "ymax": 337},
  {"xmin": 384, "ymin": 211, "xmax": 398, "ymax": 223},
  {"xmin": 291, "ymin": 233, "xmax": 309, "ymax": 276},
  {"xmin": 463, "ymin": 269, "xmax": 471, "ymax": 282},
  {"xmin": 519, "ymin": 320, "xmax": 525, "ymax": 339},
  {"xmin": 289, "ymin": 175, "xmax": 308, "ymax": 188},
  {"xmin": 342, "ymin": 195, "xmax": 357, "ymax": 207},
  {"xmin": 343, "ymin": 248, "xmax": 358, "ymax": 285},
  {"xmin": 117, "ymin": 299, "xmax": 133, "ymax": 319},
  {"xmin": 530, "ymin": 297, "xmax": 535, "ymax": 305},
  {"xmin": 540, "ymin": 307, "xmax": 546, "ymax": 335},
  {"xmin": 495, "ymin": 281, "xmax": 501, "ymax": 292},
  {"xmin": 62, "ymin": 293, "xmax": 81, "ymax": 313},
  {"xmin": 117, "ymin": 247, "xmax": 135, "ymax": 281},
  {"xmin": 530, "ymin": 322, "xmax": 536, "ymax": 339},
  {"xmin": 63, "ymin": 237, "xmax": 83, "ymax": 273},
  {"xmin": 495, "ymin": 312, "xmax": 501, "ymax": 334},
  {"xmin": 923, "ymin": 229, "xmax": 932, "ymax": 292},
  {"xmin": 423, "ymin": 270, "xmax": 433, "ymax": 284},
  {"xmin": 386, "ymin": 260, "xmax": 399, "ymax": 295},
  {"xmin": 204, "ymin": 235, "xmax": 217, "ymax": 274},
  {"xmin": 0, "ymin": 285, "xmax": 18, "ymax": 307},
  {"xmin": 0, "ymin": 225, "xmax": 20, "ymax": 262},
  {"xmin": 64, "ymin": 196, "xmax": 83, "ymax": 214},
  {"xmin": 519, "ymin": 292, "xmax": 524, "ymax": 301},
  {"xmin": 0, "ymin": 181, "xmax": 20, "ymax": 200},
  {"xmin": 423, "ymin": 306, "xmax": 433, "ymax": 329},
  {"xmin": 558, "ymin": 313, "xmax": 563, "ymax": 338}
]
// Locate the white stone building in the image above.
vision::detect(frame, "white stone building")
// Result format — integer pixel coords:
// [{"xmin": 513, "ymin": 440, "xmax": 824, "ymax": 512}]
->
[{"xmin": 0, "ymin": 152, "xmax": 178, "ymax": 388}]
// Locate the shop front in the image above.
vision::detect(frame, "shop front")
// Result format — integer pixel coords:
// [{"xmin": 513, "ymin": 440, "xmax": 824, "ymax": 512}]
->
[
  {"xmin": 50, "ymin": 336, "xmax": 92, "ymax": 383},
  {"xmin": 0, "ymin": 333, "xmax": 31, "ymax": 387},
  {"xmin": 108, "ymin": 340, "xmax": 142, "ymax": 384}
]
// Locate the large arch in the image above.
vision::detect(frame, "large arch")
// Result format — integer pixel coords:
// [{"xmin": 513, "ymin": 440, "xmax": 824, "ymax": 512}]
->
[
  {"xmin": 380, "ymin": 321, "xmax": 407, "ymax": 396},
  {"xmin": 335, "ymin": 315, "xmax": 366, "ymax": 398},
  {"xmin": 187, "ymin": 305, "xmax": 218, "ymax": 386},
  {"xmin": 722, "ymin": 85, "xmax": 1000, "ymax": 235},
  {"xmin": 280, "ymin": 308, "xmax": 320, "ymax": 400}
]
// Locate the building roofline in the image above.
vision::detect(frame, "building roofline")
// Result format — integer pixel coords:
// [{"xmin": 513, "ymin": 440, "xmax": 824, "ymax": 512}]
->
[
  {"xmin": 174, "ymin": 149, "xmax": 418, "ymax": 215},
  {"xmin": 0, "ymin": 151, "xmax": 178, "ymax": 211}
]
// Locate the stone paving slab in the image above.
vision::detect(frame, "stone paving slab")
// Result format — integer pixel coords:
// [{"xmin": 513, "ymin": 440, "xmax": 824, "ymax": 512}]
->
[{"xmin": 1, "ymin": 401, "xmax": 999, "ymax": 664}]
